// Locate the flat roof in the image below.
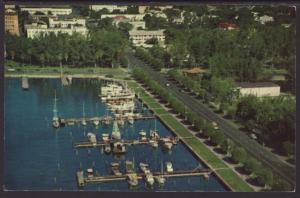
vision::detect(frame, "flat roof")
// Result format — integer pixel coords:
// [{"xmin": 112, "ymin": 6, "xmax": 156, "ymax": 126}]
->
[
  {"xmin": 20, "ymin": 5, "xmax": 71, "ymax": 9},
  {"xmin": 129, "ymin": 30, "xmax": 164, "ymax": 35},
  {"xmin": 236, "ymin": 82, "xmax": 279, "ymax": 88}
]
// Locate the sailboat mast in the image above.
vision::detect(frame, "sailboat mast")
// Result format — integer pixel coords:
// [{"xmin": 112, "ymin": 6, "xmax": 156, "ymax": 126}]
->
[
  {"xmin": 53, "ymin": 90, "xmax": 58, "ymax": 119},
  {"xmin": 82, "ymin": 103, "xmax": 85, "ymax": 119}
]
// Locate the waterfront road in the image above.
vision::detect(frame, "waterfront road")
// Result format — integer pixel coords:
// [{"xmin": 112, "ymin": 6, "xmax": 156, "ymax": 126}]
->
[{"xmin": 125, "ymin": 50, "xmax": 295, "ymax": 185}]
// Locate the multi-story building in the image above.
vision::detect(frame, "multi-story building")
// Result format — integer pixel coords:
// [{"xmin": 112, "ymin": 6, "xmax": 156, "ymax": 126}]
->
[
  {"xmin": 5, "ymin": 8, "xmax": 20, "ymax": 36},
  {"xmin": 20, "ymin": 5, "xmax": 72, "ymax": 16},
  {"xmin": 236, "ymin": 82, "xmax": 280, "ymax": 97},
  {"xmin": 112, "ymin": 16, "xmax": 145, "ymax": 30},
  {"xmin": 49, "ymin": 16, "xmax": 86, "ymax": 28},
  {"xmin": 101, "ymin": 14, "xmax": 145, "ymax": 21},
  {"xmin": 129, "ymin": 30, "xmax": 165, "ymax": 47},
  {"xmin": 25, "ymin": 22, "xmax": 88, "ymax": 39},
  {"xmin": 90, "ymin": 5, "xmax": 128, "ymax": 12},
  {"xmin": 138, "ymin": 5, "xmax": 173, "ymax": 14}
]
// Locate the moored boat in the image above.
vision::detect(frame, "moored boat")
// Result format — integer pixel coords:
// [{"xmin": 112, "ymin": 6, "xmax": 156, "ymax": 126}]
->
[
  {"xmin": 145, "ymin": 173, "xmax": 155, "ymax": 186},
  {"xmin": 112, "ymin": 121, "xmax": 121, "ymax": 140},
  {"xmin": 165, "ymin": 162, "xmax": 173, "ymax": 173},
  {"xmin": 104, "ymin": 144, "xmax": 111, "ymax": 153},
  {"xmin": 87, "ymin": 168, "xmax": 94, "ymax": 178},
  {"xmin": 102, "ymin": 133, "xmax": 110, "ymax": 142},
  {"xmin": 127, "ymin": 173, "xmax": 138, "ymax": 187},
  {"xmin": 111, "ymin": 162, "xmax": 122, "ymax": 176},
  {"xmin": 112, "ymin": 142, "xmax": 126, "ymax": 154},
  {"xmin": 139, "ymin": 130, "xmax": 147, "ymax": 141}
]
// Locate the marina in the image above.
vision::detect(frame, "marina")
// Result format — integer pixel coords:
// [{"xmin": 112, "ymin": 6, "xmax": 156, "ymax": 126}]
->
[
  {"xmin": 5, "ymin": 78, "xmax": 227, "ymax": 191},
  {"xmin": 77, "ymin": 165, "xmax": 212, "ymax": 187},
  {"xmin": 73, "ymin": 136, "xmax": 179, "ymax": 149},
  {"xmin": 57, "ymin": 115, "xmax": 155, "ymax": 126}
]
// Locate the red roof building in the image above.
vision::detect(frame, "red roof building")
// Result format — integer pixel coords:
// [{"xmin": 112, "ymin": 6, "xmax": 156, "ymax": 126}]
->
[{"xmin": 218, "ymin": 22, "xmax": 239, "ymax": 30}]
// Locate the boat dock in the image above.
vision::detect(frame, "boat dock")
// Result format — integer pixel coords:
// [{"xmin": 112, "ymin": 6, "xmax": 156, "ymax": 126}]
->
[
  {"xmin": 61, "ymin": 75, "xmax": 72, "ymax": 86},
  {"xmin": 60, "ymin": 115, "xmax": 155, "ymax": 126},
  {"xmin": 77, "ymin": 168, "xmax": 212, "ymax": 187},
  {"xmin": 73, "ymin": 137, "xmax": 178, "ymax": 149},
  {"xmin": 21, "ymin": 77, "xmax": 29, "ymax": 90}
]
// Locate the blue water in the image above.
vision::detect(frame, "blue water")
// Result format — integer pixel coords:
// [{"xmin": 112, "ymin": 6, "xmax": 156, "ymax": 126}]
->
[{"xmin": 4, "ymin": 78, "xmax": 227, "ymax": 191}]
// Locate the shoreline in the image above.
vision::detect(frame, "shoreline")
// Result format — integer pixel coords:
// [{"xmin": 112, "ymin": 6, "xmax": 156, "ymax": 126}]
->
[
  {"xmin": 5, "ymin": 74, "xmax": 253, "ymax": 191},
  {"xmin": 128, "ymin": 80, "xmax": 254, "ymax": 192},
  {"xmin": 5, "ymin": 73, "xmax": 127, "ymax": 81}
]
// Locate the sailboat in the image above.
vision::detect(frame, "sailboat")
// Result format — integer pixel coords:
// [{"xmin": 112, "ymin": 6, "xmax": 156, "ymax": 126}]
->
[
  {"xmin": 127, "ymin": 108, "xmax": 134, "ymax": 125},
  {"xmin": 111, "ymin": 121, "xmax": 121, "ymax": 140},
  {"xmin": 150, "ymin": 119, "xmax": 160, "ymax": 140},
  {"xmin": 82, "ymin": 103, "xmax": 87, "ymax": 126},
  {"xmin": 52, "ymin": 90, "xmax": 60, "ymax": 128},
  {"xmin": 155, "ymin": 160, "xmax": 166, "ymax": 185},
  {"xmin": 93, "ymin": 103, "xmax": 100, "ymax": 126},
  {"xmin": 103, "ymin": 110, "xmax": 110, "ymax": 125}
]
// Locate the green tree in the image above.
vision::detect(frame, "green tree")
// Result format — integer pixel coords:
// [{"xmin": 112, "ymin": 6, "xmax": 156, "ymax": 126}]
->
[
  {"xmin": 271, "ymin": 178, "xmax": 292, "ymax": 191},
  {"xmin": 243, "ymin": 157, "xmax": 259, "ymax": 174},
  {"xmin": 255, "ymin": 168, "xmax": 273, "ymax": 187},
  {"xmin": 210, "ymin": 132, "xmax": 225, "ymax": 146},
  {"xmin": 231, "ymin": 146, "xmax": 247, "ymax": 163},
  {"xmin": 282, "ymin": 141, "xmax": 294, "ymax": 157}
]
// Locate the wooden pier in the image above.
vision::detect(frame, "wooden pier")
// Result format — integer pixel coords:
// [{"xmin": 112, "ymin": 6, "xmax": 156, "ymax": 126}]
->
[
  {"xmin": 22, "ymin": 77, "xmax": 29, "ymax": 90},
  {"xmin": 73, "ymin": 137, "xmax": 178, "ymax": 149},
  {"xmin": 77, "ymin": 168, "xmax": 212, "ymax": 187},
  {"xmin": 61, "ymin": 115, "xmax": 155, "ymax": 126},
  {"xmin": 61, "ymin": 75, "xmax": 72, "ymax": 86}
]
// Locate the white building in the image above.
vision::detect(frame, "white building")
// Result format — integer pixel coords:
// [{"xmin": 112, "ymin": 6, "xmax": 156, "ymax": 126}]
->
[
  {"xmin": 49, "ymin": 17, "xmax": 86, "ymax": 28},
  {"xmin": 129, "ymin": 30, "xmax": 165, "ymax": 47},
  {"xmin": 26, "ymin": 23, "xmax": 88, "ymax": 39},
  {"xmin": 20, "ymin": 6, "xmax": 72, "ymax": 16},
  {"xmin": 112, "ymin": 16, "xmax": 145, "ymax": 30},
  {"xmin": 129, "ymin": 21, "xmax": 146, "ymax": 30},
  {"xmin": 236, "ymin": 82, "xmax": 280, "ymax": 97},
  {"xmin": 138, "ymin": 5, "xmax": 173, "ymax": 14},
  {"xmin": 101, "ymin": 14, "xmax": 145, "ymax": 21},
  {"xmin": 90, "ymin": 5, "xmax": 128, "ymax": 12},
  {"xmin": 252, "ymin": 12, "xmax": 274, "ymax": 24}
]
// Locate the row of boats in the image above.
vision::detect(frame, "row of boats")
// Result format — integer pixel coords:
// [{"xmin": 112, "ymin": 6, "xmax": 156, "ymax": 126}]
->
[
  {"xmin": 86, "ymin": 161, "xmax": 174, "ymax": 187},
  {"xmin": 85, "ymin": 119, "xmax": 178, "ymax": 154},
  {"xmin": 100, "ymin": 82, "xmax": 136, "ymax": 125}
]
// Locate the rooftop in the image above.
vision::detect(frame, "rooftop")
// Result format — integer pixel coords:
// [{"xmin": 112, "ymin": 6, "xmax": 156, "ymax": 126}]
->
[
  {"xmin": 236, "ymin": 82, "xmax": 280, "ymax": 88},
  {"xmin": 20, "ymin": 5, "xmax": 71, "ymax": 8},
  {"xmin": 183, "ymin": 67, "xmax": 205, "ymax": 74},
  {"xmin": 129, "ymin": 30, "xmax": 165, "ymax": 36}
]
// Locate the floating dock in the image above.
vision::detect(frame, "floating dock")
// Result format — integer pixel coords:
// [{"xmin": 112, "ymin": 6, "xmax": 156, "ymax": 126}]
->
[
  {"xmin": 21, "ymin": 77, "xmax": 29, "ymax": 90},
  {"xmin": 61, "ymin": 75, "xmax": 72, "ymax": 86},
  {"xmin": 60, "ymin": 115, "xmax": 155, "ymax": 126},
  {"xmin": 77, "ymin": 168, "xmax": 212, "ymax": 187},
  {"xmin": 73, "ymin": 137, "xmax": 178, "ymax": 149}
]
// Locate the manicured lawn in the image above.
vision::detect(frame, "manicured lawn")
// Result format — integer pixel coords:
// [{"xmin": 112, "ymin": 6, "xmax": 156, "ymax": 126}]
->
[
  {"xmin": 216, "ymin": 169, "xmax": 254, "ymax": 192},
  {"xmin": 151, "ymin": 108, "xmax": 169, "ymax": 115},
  {"xmin": 127, "ymin": 80, "xmax": 254, "ymax": 192},
  {"xmin": 146, "ymin": 102, "xmax": 163, "ymax": 109}
]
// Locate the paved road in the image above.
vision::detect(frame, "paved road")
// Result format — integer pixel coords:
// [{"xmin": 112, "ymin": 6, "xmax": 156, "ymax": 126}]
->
[{"xmin": 126, "ymin": 50, "xmax": 295, "ymax": 185}]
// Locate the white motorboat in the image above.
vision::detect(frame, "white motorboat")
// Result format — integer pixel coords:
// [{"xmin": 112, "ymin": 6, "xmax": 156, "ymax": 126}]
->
[
  {"xmin": 112, "ymin": 121, "xmax": 121, "ymax": 140},
  {"xmin": 93, "ymin": 120, "xmax": 100, "ymax": 126},
  {"xmin": 102, "ymin": 133, "xmax": 110, "ymax": 142},
  {"xmin": 139, "ymin": 130, "xmax": 147, "ymax": 141},
  {"xmin": 145, "ymin": 173, "xmax": 155, "ymax": 186},
  {"xmin": 104, "ymin": 144, "xmax": 111, "ymax": 153},
  {"xmin": 165, "ymin": 162, "xmax": 173, "ymax": 173},
  {"xmin": 87, "ymin": 133, "xmax": 97, "ymax": 145}
]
